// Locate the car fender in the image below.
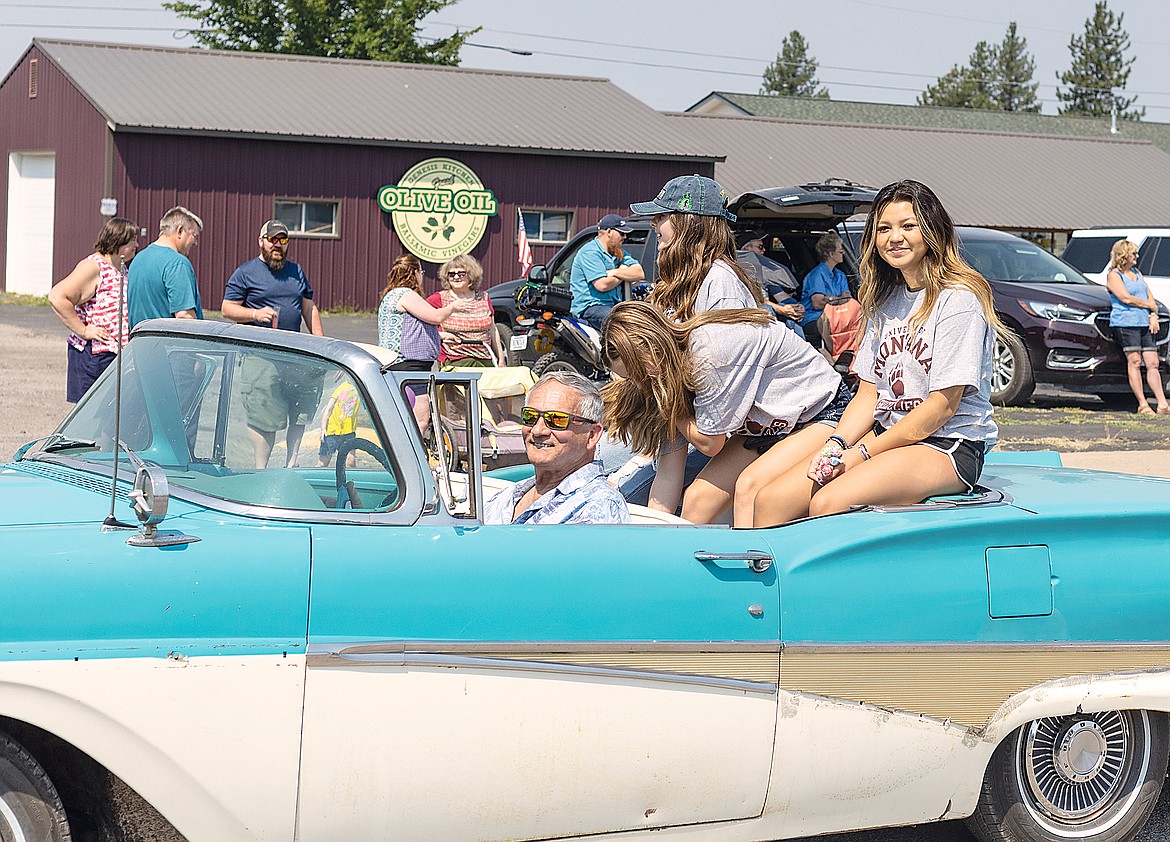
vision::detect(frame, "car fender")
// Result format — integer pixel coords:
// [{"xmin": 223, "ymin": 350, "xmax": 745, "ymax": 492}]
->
[{"xmin": 0, "ymin": 653, "xmax": 304, "ymax": 842}]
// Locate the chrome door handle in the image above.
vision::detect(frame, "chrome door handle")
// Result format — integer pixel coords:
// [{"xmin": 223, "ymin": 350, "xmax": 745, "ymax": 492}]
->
[{"xmin": 694, "ymin": 550, "xmax": 773, "ymax": 574}]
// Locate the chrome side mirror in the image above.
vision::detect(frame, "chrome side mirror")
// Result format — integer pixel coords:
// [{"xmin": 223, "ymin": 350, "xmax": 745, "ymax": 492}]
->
[{"xmin": 126, "ymin": 464, "xmax": 200, "ymax": 547}]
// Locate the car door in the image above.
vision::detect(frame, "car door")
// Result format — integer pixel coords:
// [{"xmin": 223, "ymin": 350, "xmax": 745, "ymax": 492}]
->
[{"xmin": 296, "ymin": 374, "xmax": 780, "ymax": 841}]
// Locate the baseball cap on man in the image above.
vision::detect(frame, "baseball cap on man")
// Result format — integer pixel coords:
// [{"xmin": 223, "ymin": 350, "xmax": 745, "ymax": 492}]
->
[
  {"xmin": 259, "ymin": 220, "xmax": 289, "ymax": 239},
  {"xmin": 630, "ymin": 174, "xmax": 737, "ymax": 222},
  {"xmin": 598, "ymin": 213, "xmax": 634, "ymax": 234},
  {"xmin": 736, "ymin": 229, "xmax": 766, "ymax": 250}
]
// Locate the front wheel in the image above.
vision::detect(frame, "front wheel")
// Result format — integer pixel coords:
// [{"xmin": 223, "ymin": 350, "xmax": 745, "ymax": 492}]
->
[
  {"xmin": 967, "ymin": 710, "xmax": 1168, "ymax": 842},
  {"xmin": 532, "ymin": 349, "xmax": 595, "ymax": 379},
  {"xmin": 991, "ymin": 331, "xmax": 1035, "ymax": 406},
  {"xmin": 0, "ymin": 732, "xmax": 72, "ymax": 841}
]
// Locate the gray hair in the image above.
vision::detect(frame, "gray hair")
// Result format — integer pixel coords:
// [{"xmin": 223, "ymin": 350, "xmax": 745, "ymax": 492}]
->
[
  {"xmin": 159, "ymin": 206, "xmax": 204, "ymax": 235},
  {"xmin": 531, "ymin": 371, "xmax": 602, "ymax": 422},
  {"xmin": 815, "ymin": 230, "xmax": 843, "ymax": 262}
]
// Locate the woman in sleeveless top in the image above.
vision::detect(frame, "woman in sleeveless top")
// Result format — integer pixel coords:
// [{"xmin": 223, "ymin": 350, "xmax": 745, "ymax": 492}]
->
[
  {"xmin": 426, "ymin": 254, "xmax": 503, "ymax": 368},
  {"xmin": 1106, "ymin": 239, "xmax": 1169, "ymax": 414},
  {"xmin": 48, "ymin": 217, "xmax": 140, "ymax": 402}
]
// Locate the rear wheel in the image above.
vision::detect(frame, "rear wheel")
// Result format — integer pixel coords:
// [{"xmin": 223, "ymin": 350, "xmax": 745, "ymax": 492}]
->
[
  {"xmin": 967, "ymin": 710, "xmax": 1168, "ymax": 842},
  {"xmin": 0, "ymin": 732, "xmax": 71, "ymax": 841},
  {"xmin": 991, "ymin": 331, "xmax": 1035, "ymax": 406}
]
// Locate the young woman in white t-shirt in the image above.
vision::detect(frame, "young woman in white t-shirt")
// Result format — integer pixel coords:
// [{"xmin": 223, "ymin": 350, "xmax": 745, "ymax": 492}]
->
[
  {"xmin": 601, "ymin": 300, "xmax": 848, "ymax": 525},
  {"xmin": 751, "ymin": 179, "xmax": 1005, "ymax": 527}
]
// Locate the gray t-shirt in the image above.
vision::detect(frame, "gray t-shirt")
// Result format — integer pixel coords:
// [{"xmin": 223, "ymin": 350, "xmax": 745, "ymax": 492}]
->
[
  {"xmin": 853, "ymin": 285, "xmax": 997, "ymax": 447},
  {"xmin": 694, "ymin": 259, "xmax": 760, "ymax": 314},
  {"xmin": 691, "ymin": 320, "xmax": 843, "ymax": 437}
]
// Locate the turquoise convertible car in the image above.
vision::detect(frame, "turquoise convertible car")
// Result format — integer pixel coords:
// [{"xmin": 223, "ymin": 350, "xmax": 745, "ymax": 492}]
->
[{"xmin": 2, "ymin": 319, "xmax": 1169, "ymax": 842}]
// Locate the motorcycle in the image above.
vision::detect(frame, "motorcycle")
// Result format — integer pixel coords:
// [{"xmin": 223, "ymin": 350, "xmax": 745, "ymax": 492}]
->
[{"xmin": 510, "ymin": 282, "xmax": 617, "ymax": 380}]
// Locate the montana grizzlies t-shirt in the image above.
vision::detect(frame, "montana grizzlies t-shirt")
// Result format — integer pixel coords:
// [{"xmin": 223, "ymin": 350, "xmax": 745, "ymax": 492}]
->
[
  {"xmin": 853, "ymin": 285, "xmax": 997, "ymax": 448},
  {"xmin": 691, "ymin": 320, "xmax": 843, "ymax": 437}
]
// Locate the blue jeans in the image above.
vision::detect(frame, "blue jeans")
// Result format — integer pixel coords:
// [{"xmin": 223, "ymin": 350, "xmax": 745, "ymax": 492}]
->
[{"xmin": 579, "ymin": 303, "xmax": 613, "ymax": 332}]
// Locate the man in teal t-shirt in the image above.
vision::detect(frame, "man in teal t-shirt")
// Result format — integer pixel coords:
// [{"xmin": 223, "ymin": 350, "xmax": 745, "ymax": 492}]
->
[
  {"xmin": 128, "ymin": 206, "xmax": 204, "ymax": 327},
  {"xmin": 569, "ymin": 214, "xmax": 644, "ymax": 331}
]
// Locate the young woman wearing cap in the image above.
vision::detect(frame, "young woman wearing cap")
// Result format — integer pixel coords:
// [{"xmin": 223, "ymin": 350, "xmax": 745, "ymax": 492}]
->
[
  {"xmin": 601, "ymin": 300, "xmax": 849, "ymax": 525},
  {"xmin": 747, "ymin": 179, "xmax": 1004, "ymax": 526}
]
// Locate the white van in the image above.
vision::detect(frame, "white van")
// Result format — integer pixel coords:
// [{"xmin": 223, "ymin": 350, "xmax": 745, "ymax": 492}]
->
[{"xmin": 1062, "ymin": 227, "xmax": 1170, "ymax": 307}]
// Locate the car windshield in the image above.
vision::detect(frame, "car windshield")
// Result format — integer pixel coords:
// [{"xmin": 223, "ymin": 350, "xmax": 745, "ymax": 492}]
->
[
  {"xmin": 959, "ymin": 239, "xmax": 1086, "ymax": 284},
  {"xmin": 42, "ymin": 335, "xmax": 400, "ymax": 512},
  {"xmin": 1061, "ymin": 236, "xmax": 1116, "ymax": 275}
]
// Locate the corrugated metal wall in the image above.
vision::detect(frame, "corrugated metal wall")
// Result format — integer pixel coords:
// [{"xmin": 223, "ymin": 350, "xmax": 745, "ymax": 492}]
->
[
  {"xmin": 114, "ymin": 134, "xmax": 707, "ymax": 310},
  {"xmin": 0, "ymin": 46, "xmax": 110, "ymax": 290}
]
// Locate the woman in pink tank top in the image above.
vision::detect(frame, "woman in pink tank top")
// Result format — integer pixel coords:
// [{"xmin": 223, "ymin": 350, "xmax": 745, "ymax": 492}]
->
[{"xmin": 48, "ymin": 217, "xmax": 140, "ymax": 402}]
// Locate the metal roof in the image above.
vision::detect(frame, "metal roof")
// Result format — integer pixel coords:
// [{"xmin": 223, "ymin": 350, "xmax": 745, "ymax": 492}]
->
[
  {"xmin": 687, "ymin": 92, "xmax": 1170, "ymax": 157},
  {"xmin": 29, "ymin": 39, "xmax": 721, "ymax": 161},
  {"xmin": 667, "ymin": 112, "xmax": 1170, "ymax": 231}
]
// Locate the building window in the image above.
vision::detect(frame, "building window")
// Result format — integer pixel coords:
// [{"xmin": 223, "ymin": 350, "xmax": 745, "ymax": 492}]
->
[
  {"xmin": 274, "ymin": 199, "xmax": 339, "ymax": 237},
  {"xmin": 521, "ymin": 210, "xmax": 572, "ymax": 244}
]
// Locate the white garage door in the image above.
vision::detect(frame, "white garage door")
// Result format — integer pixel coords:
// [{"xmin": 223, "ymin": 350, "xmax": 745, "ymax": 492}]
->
[{"xmin": 5, "ymin": 152, "xmax": 56, "ymax": 295}]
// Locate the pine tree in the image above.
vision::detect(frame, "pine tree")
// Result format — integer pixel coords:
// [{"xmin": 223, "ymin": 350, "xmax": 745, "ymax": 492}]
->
[
  {"xmin": 995, "ymin": 22, "xmax": 1040, "ymax": 112},
  {"xmin": 164, "ymin": 0, "xmax": 479, "ymax": 64},
  {"xmin": 919, "ymin": 24, "xmax": 1038, "ymax": 112},
  {"xmin": 1056, "ymin": 0, "xmax": 1142, "ymax": 119},
  {"xmin": 760, "ymin": 31, "xmax": 829, "ymax": 99}
]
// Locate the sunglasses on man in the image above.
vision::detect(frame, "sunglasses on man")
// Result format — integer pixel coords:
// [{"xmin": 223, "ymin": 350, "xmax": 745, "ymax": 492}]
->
[
  {"xmin": 520, "ymin": 407, "xmax": 597, "ymax": 430},
  {"xmin": 266, "ymin": 233, "xmax": 289, "ymax": 245}
]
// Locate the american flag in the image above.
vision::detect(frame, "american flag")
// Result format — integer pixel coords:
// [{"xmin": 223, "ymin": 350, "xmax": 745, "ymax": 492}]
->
[{"xmin": 516, "ymin": 208, "xmax": 534, "ymax": 276}]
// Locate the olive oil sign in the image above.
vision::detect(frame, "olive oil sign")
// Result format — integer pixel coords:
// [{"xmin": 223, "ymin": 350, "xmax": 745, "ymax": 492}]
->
[{"xmin": 378, "ymin": 158, "xmax": 498, "ymax": 262}]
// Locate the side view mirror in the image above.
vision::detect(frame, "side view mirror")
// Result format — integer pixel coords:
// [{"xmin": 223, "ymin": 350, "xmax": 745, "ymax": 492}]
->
[
  {"xmin": 126, "ymin": 464, "xmax": 201, "ymax": 547},
  {"xmin": 528, "ymin": 265, "xmax": 548, "ymax": 283}
]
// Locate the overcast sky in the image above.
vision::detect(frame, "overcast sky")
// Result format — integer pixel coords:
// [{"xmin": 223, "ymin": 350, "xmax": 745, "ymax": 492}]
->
[{"xmin": 4, "ymin": 0, "xmax": 1169, "ymax": 120}]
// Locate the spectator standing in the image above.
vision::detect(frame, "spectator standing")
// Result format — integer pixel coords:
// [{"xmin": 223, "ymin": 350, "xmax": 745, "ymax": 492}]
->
[
  {"xmin": 222, "ymin": 220, "xmax": 323, "ymax": 335},
  {"xmin": 426, "ymin": 254, "xmax": 504, "ymax": 368},
  {"xmin": 127, "ymin": 206, "xmax": 203, "ymax": 327},
  {"xmin": 48, "ymin": 217, "xmax": 140, "ymax": 402},
  {"xmin": 799, "ymin": 231, "xmax": 852, "ymax": 347},
  {"xmin": 569, "ymin": 214, "xmax": 645, "ymax": 330},
  {"xmin": 1105, "ymin": 239, "xmax": 1170, "ymax": 414}
]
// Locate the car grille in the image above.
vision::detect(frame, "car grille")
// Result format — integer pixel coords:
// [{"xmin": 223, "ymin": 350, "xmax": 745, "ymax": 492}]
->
[{"xmin": 1092, "ymin": 312, "xmax": 1170, "ymax": 344}]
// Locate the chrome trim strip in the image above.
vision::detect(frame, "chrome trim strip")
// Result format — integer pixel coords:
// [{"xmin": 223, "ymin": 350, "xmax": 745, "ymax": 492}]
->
[
  {"xmin": 1045, "ymin": 351, "xmax": 1104, "ymax": 371},
  {"xmin": 308, "ymin": 640, "xmax": 782, "ymax": 656},
  {"xmin": 306, "ymin": 651, "xmax": 777, "ymax": 695},
  {"xmin": 783, "ymin": 642, "xmax": 1170, "ymax": 653}
]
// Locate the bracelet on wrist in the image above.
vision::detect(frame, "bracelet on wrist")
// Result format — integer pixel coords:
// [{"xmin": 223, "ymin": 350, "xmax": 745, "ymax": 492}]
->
[
  {"xmin": 827, "ymin": 434, "xmax": 848, "ymax": 450},
  {"xmin": 857, "ymin": 443, "xmax": 871, "ymax": 461}
]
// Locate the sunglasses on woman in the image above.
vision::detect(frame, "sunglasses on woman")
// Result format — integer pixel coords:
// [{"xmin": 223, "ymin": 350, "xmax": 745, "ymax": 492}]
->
[{"xmin": 520, "ymin": 407, "xmax": 597, "ymax": 430}]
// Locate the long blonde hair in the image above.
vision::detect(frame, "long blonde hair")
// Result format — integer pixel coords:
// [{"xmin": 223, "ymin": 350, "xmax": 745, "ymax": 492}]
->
[
  {"xmin": 648, "ymin": 213, "xmax": 764, "ymax": 321},
  {"xmin": 858, "ymin": 180, "xmax": 1005, "ymax": 337},
  {"xmin": 600, "ymin": 300, "xmax": 772, "ymax": 453}
]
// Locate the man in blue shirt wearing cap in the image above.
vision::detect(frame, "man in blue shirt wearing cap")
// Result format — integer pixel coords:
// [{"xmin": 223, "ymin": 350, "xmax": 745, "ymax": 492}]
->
[{"xmin": 569, "ymin": 213, "xmax": 645, "ymax": 330}]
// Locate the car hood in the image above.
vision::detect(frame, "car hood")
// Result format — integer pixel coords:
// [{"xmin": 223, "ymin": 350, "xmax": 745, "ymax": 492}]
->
[
  {"xmin": 992, "ymin": 280, "xmax": 1112, "ymax": 310},
  {"xmin": 488, "ymin": 278, "xmax": 525, "ymax": 305}
]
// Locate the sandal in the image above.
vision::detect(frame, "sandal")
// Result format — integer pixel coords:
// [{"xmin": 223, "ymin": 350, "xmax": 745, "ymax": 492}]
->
[
  {"xmin": 1138, "ymin": 405, "xmax": 1156, "ymax": 415},
  {"xmin": 1159, "ymin": 405, "xmax": 1170, "ymax": 415}
]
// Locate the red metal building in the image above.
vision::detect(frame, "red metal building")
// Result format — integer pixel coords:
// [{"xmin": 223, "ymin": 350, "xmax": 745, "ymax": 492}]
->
[{"xmin": 0, "ymin": 40, "xmax": 720, "ymax": 308}]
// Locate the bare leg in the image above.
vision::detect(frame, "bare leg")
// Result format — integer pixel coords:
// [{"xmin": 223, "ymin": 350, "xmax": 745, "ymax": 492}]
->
[
  {"xmin": 285, "ymin": 423, "xmax": 305, "ymax": 468},
  {"xmin": 809, "ymin": 444, "xmax": 965, "ymax": 518},
  {"xmin": 412, "ymin": 394, "xmax": 432, "ymax": 438},
  {"xmin": 733, "ymin": 424, "xmax": 834, "ymax": 527},
  {"xmin": 680, "ymin": 438, "xmax": 759, "ymax": 524},
  {"xmin": 752, "ymin": 457, "xmax": 823, "ymax": 527},
  {"xmin": 1124, "ymin": 350, "xmax": 1151, "ymax": 411},
  {"xmin": 246, "ymin": 425, "xmax": 276, "ymax": 469},
  {"xmin": 1141, "ymin": 349, "xmax": 1169, "ymax": 410}
]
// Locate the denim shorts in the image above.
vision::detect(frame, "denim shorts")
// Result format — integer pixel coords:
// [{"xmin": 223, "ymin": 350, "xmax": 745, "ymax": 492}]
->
[
  {"xmin": 742, "ymin": 379, "xmax": 853, "ymax": 454},
  {"xmin": 873, "ymin": 422, "xmax": 986, "ymax": 492},
  {"xmin": 1112, "ymin": 325, "xmax": 1156, "ymax": 352}
]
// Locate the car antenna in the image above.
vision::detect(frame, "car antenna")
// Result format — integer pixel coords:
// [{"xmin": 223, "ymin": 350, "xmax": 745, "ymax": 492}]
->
[{"xmin": 102, "ymin": 251, "xmax": 135, "ymax": 531}]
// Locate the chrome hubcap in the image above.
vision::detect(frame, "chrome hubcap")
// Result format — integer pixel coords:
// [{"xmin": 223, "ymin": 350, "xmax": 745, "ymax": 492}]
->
[
  {"xmin": 1023, "ymin": 712, "xmax": 1130, "ymax": 821},
  {"xmin": 991, "ymin": 338, "xmax": 1014, "ymax": 393}
]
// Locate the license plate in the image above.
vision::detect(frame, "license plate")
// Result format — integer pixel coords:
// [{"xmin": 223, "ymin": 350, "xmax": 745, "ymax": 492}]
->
[{"xmin": 509, "ymin": 334, "xmax": 528, "ymax": 351}]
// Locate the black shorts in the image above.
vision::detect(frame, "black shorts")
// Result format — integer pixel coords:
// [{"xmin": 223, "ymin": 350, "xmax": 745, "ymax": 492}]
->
[
  {"xmin": 66, "ymin": 342, "xmax": 116, "ymax": 403},
  {"xmin": 1112, "ymin": 325, "xmax": 1156, "ymax": 352},
  {"xmin": 319, "ymin": 431, "xmax": 356, "ymax": 458},
  {"xmin": 874, "ymin": 422, "xmax": 986, "ymax": 492},
  {"xmin": 742, "ymin": 380, "xmax": 853, "ymax": 454}
]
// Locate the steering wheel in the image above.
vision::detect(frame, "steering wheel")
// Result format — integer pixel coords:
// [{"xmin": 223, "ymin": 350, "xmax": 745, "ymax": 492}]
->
[{"xmin": 334, "ymin": 438, "xmax": 394, "ymax": 509}]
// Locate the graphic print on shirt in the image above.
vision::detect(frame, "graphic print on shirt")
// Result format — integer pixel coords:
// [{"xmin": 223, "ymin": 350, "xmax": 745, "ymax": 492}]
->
[{"xmin": 873, "ymin": 325, "xmax": 933, "ymax": 414}]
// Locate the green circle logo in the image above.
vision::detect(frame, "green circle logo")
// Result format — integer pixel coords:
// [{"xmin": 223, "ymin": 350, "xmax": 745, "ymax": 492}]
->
[{"xmin": 378, "ymin": 158, "xmax": 498, "ymax": 263}]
